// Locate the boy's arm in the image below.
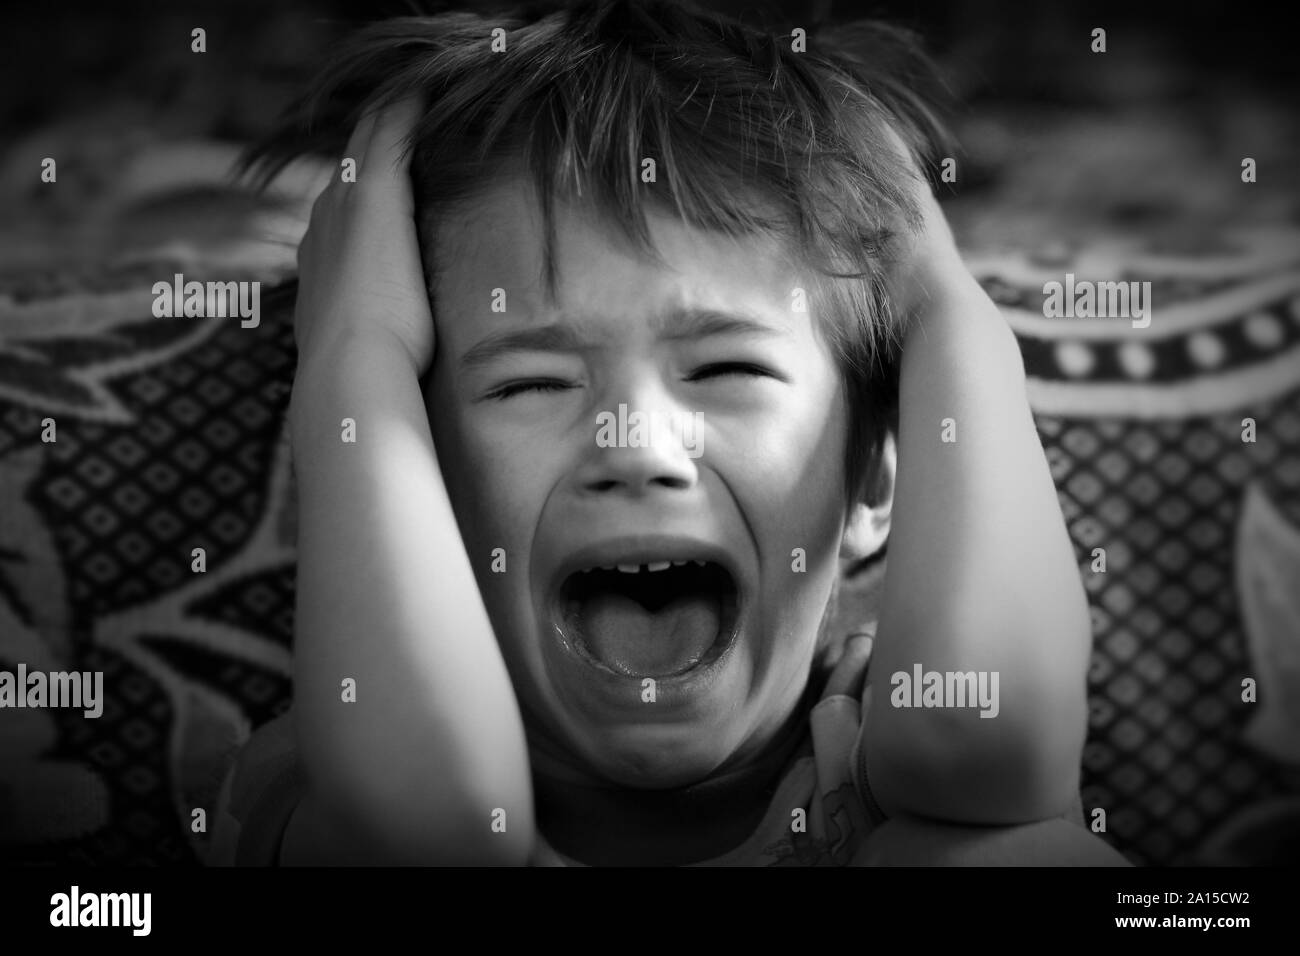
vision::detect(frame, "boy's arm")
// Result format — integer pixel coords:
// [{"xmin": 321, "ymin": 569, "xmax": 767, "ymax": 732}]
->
[
  {"xmin": 278, "ymin": 103, "xmax": 533, "ymax": 864},
  {"xmin": 862, "ymin": 183, "xmax": 1092, "ymax": 826},
  {"xmin": 284, "ymin": 337, "xmax": 533, "ymax": 864}
]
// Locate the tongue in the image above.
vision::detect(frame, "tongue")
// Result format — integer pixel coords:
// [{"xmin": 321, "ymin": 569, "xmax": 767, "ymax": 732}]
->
[{"xmin": 579, "ymin": 592, "xmax": 722, "ymax": 676}]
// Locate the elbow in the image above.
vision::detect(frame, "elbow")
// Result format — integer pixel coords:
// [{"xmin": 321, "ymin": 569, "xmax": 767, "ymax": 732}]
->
[
  {"xmin": 969, "ymin": 666, "xmax": 1091, "ymax": 822},
  {"xmin": 336, "ymin": 792, "xmax": 536, "ymax": 866},
  {"xmin": 391, "ymin": 781, "xmax": 536, "ymax": 865},
  {"xmin": 869, "ymin": 669, "xmax": 1090, "ymax": 825},
  {"xmin": 407, "ymin": 802, "xmax": 535, "ymax": 866},
  {"xmin": 980, "ymin": 714, "xmax": 1088, "ymax": 823},
  {"xmin": 873, "ymin": 724, "xmax": 1086, "ymax": 826},
  {"xmin": 308, "ymin": 758, "xmax": 536, "ymax": 865}
]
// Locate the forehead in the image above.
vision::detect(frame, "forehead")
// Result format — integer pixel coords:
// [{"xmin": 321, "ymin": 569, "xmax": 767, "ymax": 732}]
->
[{"xmin": 429, "ymin": 172, "xmax": 819, "ymax": 343}]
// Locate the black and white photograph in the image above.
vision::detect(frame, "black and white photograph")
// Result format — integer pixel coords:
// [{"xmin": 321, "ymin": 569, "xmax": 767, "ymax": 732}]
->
[{"xmin": 0, "ymin": 0, "xmax": 1297, "ymax": 930}]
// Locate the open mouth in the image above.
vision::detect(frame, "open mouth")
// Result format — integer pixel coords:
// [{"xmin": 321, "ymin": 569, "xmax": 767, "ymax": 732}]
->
[{"xmin": 556, "ymin": 559, "xmax": 740, "ymax": 679}]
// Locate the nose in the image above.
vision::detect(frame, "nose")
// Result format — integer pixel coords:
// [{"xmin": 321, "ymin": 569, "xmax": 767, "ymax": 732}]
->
[{"xmin": 576, "ymin": 396, "xmax": 702, "ymax": 497}]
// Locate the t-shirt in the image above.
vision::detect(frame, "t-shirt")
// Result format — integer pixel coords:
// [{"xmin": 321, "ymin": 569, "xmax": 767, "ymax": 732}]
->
[
  {"xmin": 209, "ymin": 633, "xmax": 889, "ymax": 867},
  {"xmin": 207, "ymin": 630, "xmax": 1082, "ymax": 866}
]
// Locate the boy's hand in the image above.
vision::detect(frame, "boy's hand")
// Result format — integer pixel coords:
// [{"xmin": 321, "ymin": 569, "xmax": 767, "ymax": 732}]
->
[
  {"xmin": 294, "ymin": 98, "xmax": 435, "ymax": 376},
  {"xmin": 890, "ymin": 161, "xmax": 979, "ymax": 329}
]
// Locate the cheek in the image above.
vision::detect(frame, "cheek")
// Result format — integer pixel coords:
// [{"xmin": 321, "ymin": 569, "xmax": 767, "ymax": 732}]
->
[
  {"xmin": 773, "ymin": 415, "xmax": 849, "ymax": 569},
  {"xmin": 723, "ymin": 370, "xmax": 849, "ymax": 523},
  {"xmin": 428, "ymin": 388, "xmax": 558, "ymax": 584},
  {"xmin": 426, "ymin": 383, "xmax": 513, "ymax": 540}
]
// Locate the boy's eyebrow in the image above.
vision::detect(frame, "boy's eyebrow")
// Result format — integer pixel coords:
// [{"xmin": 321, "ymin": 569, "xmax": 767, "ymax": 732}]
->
[
  {"xmin": 654, "ymin": 307, "xmax": 787, "ymax": 341},
  {"xmin": 459, "ymin": 324, "xmax": 587, "ymax": 372},
  {"xmin": 459, "ymin": 308, "xmax": 786, "ymax": 372}
]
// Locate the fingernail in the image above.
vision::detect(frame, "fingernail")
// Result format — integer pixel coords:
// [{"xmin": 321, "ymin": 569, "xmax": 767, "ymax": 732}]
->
[{"xmin": 848, "ymin": 632, "xmax": 874, "ymax": 652}]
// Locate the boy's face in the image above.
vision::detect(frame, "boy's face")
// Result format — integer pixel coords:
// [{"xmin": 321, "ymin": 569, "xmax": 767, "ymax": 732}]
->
[{"xmin": 425, "ymin": 171, "xmax": 852, "ymax": 788}]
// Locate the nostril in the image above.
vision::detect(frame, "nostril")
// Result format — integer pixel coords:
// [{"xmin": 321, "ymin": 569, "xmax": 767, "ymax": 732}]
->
[{"xmin": 584, "ymin": 473, "xmax": 691, "ymax": 494}]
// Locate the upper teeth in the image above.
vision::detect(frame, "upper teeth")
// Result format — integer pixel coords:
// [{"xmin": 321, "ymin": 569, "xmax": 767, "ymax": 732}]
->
[{"xmin": 598, "ymin": 560, "xmax": 706, "ymax": 574}]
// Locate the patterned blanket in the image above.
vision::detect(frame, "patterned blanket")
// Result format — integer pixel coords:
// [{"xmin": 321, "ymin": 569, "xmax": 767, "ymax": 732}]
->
[{"xmin": 2, "ymin": 142, "xmax": 1298, "ymax": 866}]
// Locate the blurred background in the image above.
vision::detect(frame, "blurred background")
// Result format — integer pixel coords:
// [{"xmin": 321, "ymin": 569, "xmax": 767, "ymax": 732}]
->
[{"xmin": 1, "ymin": 0, "xmax": 1297, "ymax": 866}]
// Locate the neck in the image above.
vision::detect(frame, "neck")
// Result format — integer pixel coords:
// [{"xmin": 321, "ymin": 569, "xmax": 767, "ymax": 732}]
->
[{"xmin": 530, "ymin": 681, "xmax": 819, "ymax": 865}]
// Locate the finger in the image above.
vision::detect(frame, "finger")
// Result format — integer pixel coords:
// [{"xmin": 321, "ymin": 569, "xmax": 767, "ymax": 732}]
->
[
  {"xmin": 342, "ymin": 106, "xmax": 379, "ymax": 172},
  {"xmin": 362, "ymin": 96, "xmax": 423, "ymax": 181},
  {"xmin": 823, "ymin": 632, "xmax": 873, "ymax": 699}
]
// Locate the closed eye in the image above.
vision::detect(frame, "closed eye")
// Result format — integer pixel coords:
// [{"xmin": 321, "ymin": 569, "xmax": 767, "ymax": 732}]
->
[
  {"xmin": 688, "ymin": 362, "xmax": 783, "ymax": 382},
  {"xmin": 486, "ymin": 380, "xmax": 576, "ymax": 401}
]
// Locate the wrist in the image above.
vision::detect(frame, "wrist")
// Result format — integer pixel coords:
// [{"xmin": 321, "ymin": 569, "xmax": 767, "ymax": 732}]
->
[
  {"xmin": 899, "ymin": 268, "xmax": 995, "ymax": 345},
  {"xmin": 289, "ymin": 329, "xmax": 424, "ymax": 422}
]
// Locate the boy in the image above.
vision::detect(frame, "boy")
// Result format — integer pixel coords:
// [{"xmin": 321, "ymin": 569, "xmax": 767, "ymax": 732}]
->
[{"xmin": 212, "ymin": 0, "xmax": 1128, "ymax": 866}]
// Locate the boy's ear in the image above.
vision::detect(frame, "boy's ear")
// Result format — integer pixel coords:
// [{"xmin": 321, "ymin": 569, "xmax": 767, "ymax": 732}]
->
[{"xmin": 841, "ymin": 430, "xmax": 896, "ymax": 561}]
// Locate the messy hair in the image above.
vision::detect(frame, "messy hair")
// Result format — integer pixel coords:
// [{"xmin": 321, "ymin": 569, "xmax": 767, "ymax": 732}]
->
[{"xmin": 243, "ymin": 0, "xmax": 953, "ymax": 509}]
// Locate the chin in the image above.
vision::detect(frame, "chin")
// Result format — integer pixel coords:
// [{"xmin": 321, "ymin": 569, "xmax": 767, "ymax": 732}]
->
[{"xmin": 570, "ymin": 719, "xmax": 741, "ymax": 789}]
